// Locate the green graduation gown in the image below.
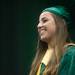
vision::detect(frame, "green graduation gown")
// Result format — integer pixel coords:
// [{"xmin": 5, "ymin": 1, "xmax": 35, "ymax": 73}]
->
[{"xmin": 58, "ymin": 45, "xmax": 75, "ymax": 75}]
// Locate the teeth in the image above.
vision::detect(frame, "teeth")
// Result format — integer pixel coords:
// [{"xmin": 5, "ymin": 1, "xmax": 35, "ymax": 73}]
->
[
  {"xmin": 40, "ymin": 30, "xmax": 45, "ymax": 34},
  {"xmin": 38, "ymin": 28, "xmax": 47, "ymax": 34},
  {"xmin": 41, "ymin": 29, "xmax": 45, "ymax": 32},
  {"xmin": 41, "ymin": 29, "xmax": 46, "ymax": 31}
]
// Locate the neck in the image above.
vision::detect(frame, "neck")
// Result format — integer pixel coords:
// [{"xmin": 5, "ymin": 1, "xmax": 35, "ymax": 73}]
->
[
  {"xmin": 48, "ymin": 42, "xmax": 60, "ymax": 64},
  {"xmin": 41, "ymin": 48, "xmax": 54, "ymax": 66},
  {"xmin": 48, "ymin": 41, "xmax": 53, "ymax": 49},
  {"xmin": 47, "ymin": 37, "xmax": 55, "ymax": 49}
]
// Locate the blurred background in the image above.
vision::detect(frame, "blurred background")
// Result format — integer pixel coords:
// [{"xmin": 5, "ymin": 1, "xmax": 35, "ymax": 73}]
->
[{"xmin": 1, "ymin": 0, "xmax": 75, "ymax": 75}]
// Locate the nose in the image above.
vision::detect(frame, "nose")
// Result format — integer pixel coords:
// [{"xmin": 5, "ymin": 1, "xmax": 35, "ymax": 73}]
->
[{"xmin": 37, "ymin": 23, "xmax": 43, "ymax": 29}]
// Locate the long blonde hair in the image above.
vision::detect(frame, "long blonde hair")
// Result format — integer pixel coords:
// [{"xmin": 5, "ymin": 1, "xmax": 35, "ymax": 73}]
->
[{"xmin": 29, "ymin": 14, "xmax": 71, "ymax": 75}]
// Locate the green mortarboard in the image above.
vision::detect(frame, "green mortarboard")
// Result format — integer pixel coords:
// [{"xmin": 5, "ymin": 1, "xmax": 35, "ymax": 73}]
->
[{"xmin": 42, "ymin": 6, "xmax": 71, "ymax": 23}]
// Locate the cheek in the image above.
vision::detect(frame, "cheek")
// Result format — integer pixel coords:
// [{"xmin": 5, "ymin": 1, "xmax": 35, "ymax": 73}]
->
[{"xmin": 47, "ymin": 24, "xmax": 56, "ymax": 36}]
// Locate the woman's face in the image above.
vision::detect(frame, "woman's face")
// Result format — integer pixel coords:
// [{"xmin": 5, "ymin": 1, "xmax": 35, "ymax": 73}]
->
[{"xmin": 37, "ymin": 12, "xmax": 56, "ymax": 43}]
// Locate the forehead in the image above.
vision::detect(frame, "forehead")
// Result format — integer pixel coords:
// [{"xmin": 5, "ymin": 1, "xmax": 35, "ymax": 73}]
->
[{"xmin": 39, "ymin": 12, "xmax": 53, "ymax": 19}]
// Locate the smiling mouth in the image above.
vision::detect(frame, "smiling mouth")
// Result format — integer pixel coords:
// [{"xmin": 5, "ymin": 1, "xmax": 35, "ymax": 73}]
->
[
  {"xmin": 40, "ymin": 29, "xmax": 46, "ymax": 35},
  {"xmin": 39, "ymin": 28, "xmax": 47, "ymax": 32},
  {"xmin": 38, "ymin": 27, "xmax": 47, "ymax": 35}
]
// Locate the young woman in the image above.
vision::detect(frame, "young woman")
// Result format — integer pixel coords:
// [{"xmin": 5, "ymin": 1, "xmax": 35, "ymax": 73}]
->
[{"xmin": 29, "ymin": 6, "xmax": 75, "ymax": 75}]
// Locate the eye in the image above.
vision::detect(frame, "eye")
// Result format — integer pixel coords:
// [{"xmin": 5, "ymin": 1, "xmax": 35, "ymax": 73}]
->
[{"xmin": 42, "ymin": 19, "xmax": 48, "ymax": 23}]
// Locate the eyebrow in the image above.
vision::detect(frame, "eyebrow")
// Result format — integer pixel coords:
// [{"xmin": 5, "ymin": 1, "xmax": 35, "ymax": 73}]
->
[{"xmin": 39, "ymin": 17, "xmax": 48, "ymax": 22}]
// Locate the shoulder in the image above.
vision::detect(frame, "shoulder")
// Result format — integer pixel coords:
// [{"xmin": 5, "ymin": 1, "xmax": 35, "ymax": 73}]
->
[
  {"xmin": 59, "ymin": 43, "xmax": 75, "ymax": 66},
  {"xmin": 60, "ymin": 44, "xmax": 75, "ymax": 65},
  {"xmin": 58, "ymin": 43, "xmax": 75, "ymax": 75},
  {"xmin": 62, "ymin": 43, "xmax": 75, "ymax": 62},
  {"xmin": 64, "ymin": 43, "xmax": 75, "ymax": 56}
]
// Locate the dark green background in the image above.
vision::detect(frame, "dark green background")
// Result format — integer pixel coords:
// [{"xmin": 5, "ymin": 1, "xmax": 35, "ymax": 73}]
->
[{"xmin": 1, "ymin": 0, "xmax": 75, "ymax": 75}]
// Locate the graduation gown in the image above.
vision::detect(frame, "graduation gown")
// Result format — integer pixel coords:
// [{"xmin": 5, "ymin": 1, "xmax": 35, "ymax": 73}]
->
[{"xmin": 58, "ymin": 45, "xmax": 75, "ymax": 75}]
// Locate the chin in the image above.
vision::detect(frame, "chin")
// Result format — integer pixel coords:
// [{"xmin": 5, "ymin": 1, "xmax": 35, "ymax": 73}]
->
[{"xmin": 40, "ymin": 36, "xmax": 48, "ymax": 43}]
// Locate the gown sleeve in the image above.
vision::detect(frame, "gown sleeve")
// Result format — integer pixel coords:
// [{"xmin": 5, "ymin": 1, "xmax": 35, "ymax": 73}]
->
[{"xmin": 58, "ymin": 45, "xmax": 75, "ymax": 75}]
